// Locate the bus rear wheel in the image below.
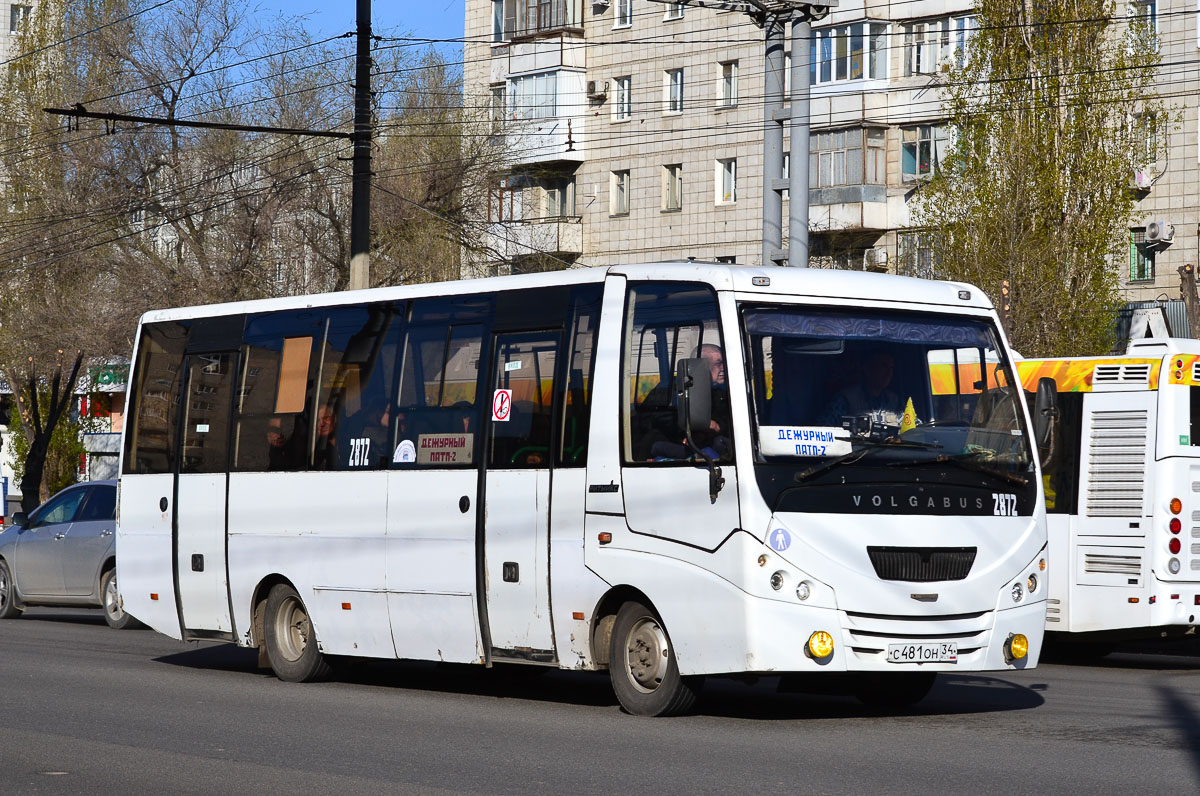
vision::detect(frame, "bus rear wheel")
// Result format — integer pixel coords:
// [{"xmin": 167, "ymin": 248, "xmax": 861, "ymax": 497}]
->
[
  {"xmin": 264, "ymin": 584, "xmax": 331, "ymax": 683},
  {"xmin": 609, "ymin": 600, "xmax": 698, "ymax": 717},
  {"xmin": 853, "ymin": 672, "xmax": 937, "ymax": 709}
]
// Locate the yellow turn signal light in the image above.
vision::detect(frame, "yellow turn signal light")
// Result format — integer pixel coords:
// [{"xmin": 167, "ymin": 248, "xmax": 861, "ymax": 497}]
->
[
  {"xmin": 1005, "ymin": 633, "xmax": 1029, "ymax": 663},
  {"xmin": 807, "ymin": 630, "xmax": 835, "ymax": 660},
  {"xmin": 1170, "ymin": 498, "xmax": 1183, "ymax": 515}
]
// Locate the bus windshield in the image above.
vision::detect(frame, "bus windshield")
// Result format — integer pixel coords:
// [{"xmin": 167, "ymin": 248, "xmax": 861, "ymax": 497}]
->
[{"xmin": 743, "ymin": 305, "xmax": 1032, "ymax": 474}]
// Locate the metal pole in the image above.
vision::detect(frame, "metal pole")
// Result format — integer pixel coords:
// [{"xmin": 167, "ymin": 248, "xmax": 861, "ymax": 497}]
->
[
  {"xmin": 762, "ymin": 17, "xmax": 785, "ymax": 267},
  {"xmin": 349, "ymin": 0, "xmax": 373, "ymax": 290},
  {"xmin": 788, "ymin": 17, "xmax": 811, "ymax": 268}
]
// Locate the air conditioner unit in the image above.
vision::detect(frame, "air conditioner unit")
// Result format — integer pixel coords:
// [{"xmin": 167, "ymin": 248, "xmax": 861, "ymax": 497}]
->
[
  {"xmin": 586, "ymin": 80, "xmax": 608, "ymax": 100},
  {"xmin": 1132, "ymin": 169, "xmax": 1152, "ymax": 190},
  {"xmin": 863, "ymin": 248, "xmax": 888, "ymax": 272},
  {"xmin": 1146, "ymin": 220, "xmax": 1175, "ymax": 244}
]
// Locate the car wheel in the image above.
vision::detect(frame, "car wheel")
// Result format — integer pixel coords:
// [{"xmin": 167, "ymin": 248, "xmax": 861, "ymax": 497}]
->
[
  {"xmin": 101, "ymin": 569, "xmax": 138, "ymax": 629},
  {"xmin": 0, "ymin": 559, "xmax": 23, "ymax": 619},
  {"xmin": 609, "ymin": 600, "xmax": 698, "ymax": 717},
  {"xmin": 264, "ymin": 584, "xmax": 332, "ymax": 683}
]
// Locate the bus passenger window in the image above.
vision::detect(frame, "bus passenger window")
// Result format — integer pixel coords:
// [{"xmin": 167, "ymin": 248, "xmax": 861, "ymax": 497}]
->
[
  {"xmin": 124, "ymin": 321, "xmax": 189, "ymax": 475},
  {"xmin": 558, "ymin": 285, "xmax": 602, "ymax": 467},
  {"xmin": 622, "ymin": 283, "xmax": 732, "ymax": 465}
]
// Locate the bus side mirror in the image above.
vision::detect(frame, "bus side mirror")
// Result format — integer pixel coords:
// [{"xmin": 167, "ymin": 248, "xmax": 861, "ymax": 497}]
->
[
  {"xmin": 676, "ymin": 357, "xmax": 712, "ymax": 437},
  {"xmin": 1033, "ymin": 377, "xmax": 1059, "ymax": 462}
]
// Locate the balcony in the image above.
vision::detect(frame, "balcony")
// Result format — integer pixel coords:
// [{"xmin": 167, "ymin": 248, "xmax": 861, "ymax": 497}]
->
[
  {"xmin": 506, "ymin": 0, "xmax": 584, "ymax": 41},
  {"xmin": 492, "ymin": 216, "xmax": 583, "ymax": 259}
]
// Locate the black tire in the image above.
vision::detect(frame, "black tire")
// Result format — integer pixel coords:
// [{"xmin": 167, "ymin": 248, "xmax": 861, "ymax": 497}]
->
[
  {"xmin": 853, "ymin": 672, "xmax": 937, "ymax": 709},
  {"xmin": 609, "ymin": 600, "xmax": 698, "ymax": 717},
  {"xmin": 263, "ymin": 584, "xmax": 332, "ymax": 683},
  {"xmin": 0, "ymin": 559, "xmax": 23, "ymax": 619},
  {"xmin": 101, "ymin": 569, "xmax": 140, "ymax": 630}
]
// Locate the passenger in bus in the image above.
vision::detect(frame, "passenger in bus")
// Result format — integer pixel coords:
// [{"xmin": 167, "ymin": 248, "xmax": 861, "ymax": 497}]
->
[
  {"xmin": 638, "ymin": 343, "xmax": 732, "ymax": 461},
  {"xmin": 820, "ymin": 351, "xmax": 904, "ymax": 427},
  {"xmin": 314, "ymin": 403, "xmax": 338, "ymax": 469},
  {"xmin": 265, "ymin": 416, "xmax": 303, "ymax": 471}
]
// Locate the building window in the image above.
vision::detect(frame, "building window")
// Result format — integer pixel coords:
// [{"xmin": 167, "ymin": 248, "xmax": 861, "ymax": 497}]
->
[
  {"xmin": 719, "ymin": 61, "xmax": 738, "ymax": 107},
  {"xmin": 902, "ymin": 16, "xmax": 976, "ymax": 76},
  {"xmin": 781, "ymin": 152, "xmax": 789, "ymax": 200},
  {"xmin": 716, "ymin": 158, "xmax": 737, "ymax": 204},
  {"xmin": 616, "ymin": 0, "xmax": 633, "ymax": 27},
  {"xmin": 1135, "ymin": 112, "xmax": 1159, "ymax": 167},
  {"xmin": 664, "ymin": 1, "xmax": 684, "ymax": 20},
  {"xmin": 611, "ymin": 170, "xmax": 630, "ymax": 215},
  {"xmin": 544, "ymin": 177, "xmax": 576, "ymax": 218},
  {"xmin": 9, "ymin": 4, "xmax": 30, "ymax": 34},
  {"xmin": 866, "ymin": 128, "xmax": 886, "ymax": 184},
  {"xmin": 898, "ymin": 231, "xmax": 939, "ymax": 279},
  {"xmin": 811, "ymin": 21, "xmax": 888, "ymax": 85},
  {"xmin": 1130, "ymin": 229, "xmax": 1155, "ymax": 281},
  {"xmin": 509, "ymin": 71, "xmax": 557, "ymax": 120},
  {"xmin": 492, "ymin": 0, "xmax": 505, "ymax": 42},
  {"xmin": 715, "ymin": 256, "xmax": 736, "ymax": 264},
  {"xmin": 901, "ymin": 124, "xmax": 949, "ymax": 182},
  {"xmin": 665, "ymin": 68, "xmax": 683, "ymax": 113},
  {"xmin": 1130, "ymin": 0, "xmax": 1157, "ymax": 49},
  {"xmin": 663, "ymin": 164, "xmax": 682, "ymax": 211},
  {"xmin": 490, "ymin": 84, "xmax": 507, "ymax": 123},
  {"xmin": 614, "ymin": 75, "xmax": 632, "ymax": 120},
  {"xmin": 490, "ymin": 178, "xmax": 523, "ymax": 222}
]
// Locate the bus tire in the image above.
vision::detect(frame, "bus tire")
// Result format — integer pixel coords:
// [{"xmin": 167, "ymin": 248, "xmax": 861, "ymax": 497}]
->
[
  {"xmin": 0, "ymin": 560, "xmax": 23, "ymax": 619},
  {"xmin": 609, "ymin": 600, "xmax": 697, "ymax": 717},
  {"xmin": 101, "ymin": 569, "xmax": 139, "ymax": 629},
  {"xmin": 264, "ymin": 584, "xmax": 331, "ymax": 683},
  {"xmin": 853, "ymin": 672, "xmax": 936, "ymax": 709}
]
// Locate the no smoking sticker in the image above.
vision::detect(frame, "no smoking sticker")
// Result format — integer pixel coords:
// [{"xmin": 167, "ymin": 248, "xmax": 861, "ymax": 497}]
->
[{"xmin": 492, "ymin": 389, "xmax": 512, "ymax": 422}]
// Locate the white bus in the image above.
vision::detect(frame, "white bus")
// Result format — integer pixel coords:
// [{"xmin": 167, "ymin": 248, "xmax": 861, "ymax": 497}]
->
[
  {"xmin": 1018, "ymin": 338, "xmax": 1200, "ymax": 646},
  {"xmin": 117, "ymin": 262, "xmax": 1048, "ymax": 716}
]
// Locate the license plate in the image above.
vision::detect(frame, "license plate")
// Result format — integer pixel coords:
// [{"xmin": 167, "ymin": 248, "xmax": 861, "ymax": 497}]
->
[{"xmin": 886, "ymin": 642, "xmax": 957, "ymax": 663}]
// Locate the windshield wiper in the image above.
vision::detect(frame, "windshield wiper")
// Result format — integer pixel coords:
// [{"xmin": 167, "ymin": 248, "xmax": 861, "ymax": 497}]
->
[
  {"xmin": 884, "ymin": 450, "xmax": 1029, "ymax": 486},
  {"xmin": 793, "ymin": 437, "xmax": 942, "ymax": 483}
]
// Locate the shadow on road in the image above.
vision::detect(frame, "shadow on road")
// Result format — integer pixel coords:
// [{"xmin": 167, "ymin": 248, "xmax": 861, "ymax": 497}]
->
[
  {"xmin": 1156, "ymin": 683, "xmax": 1200, "ymax": 779},
  {"xmin": 153, "ymin": 645, "xmax": 1045, "ymax": 719},
  {"xmin": 15, "ymin": 608, "xmax": 108, "ymax": 626}
]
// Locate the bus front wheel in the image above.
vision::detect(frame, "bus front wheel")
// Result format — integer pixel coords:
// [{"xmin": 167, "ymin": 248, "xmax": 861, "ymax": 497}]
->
[
  {"xmin": 609, "ymin": 600, "xmax": 698, "ymax": 717},
  {"xmin": 264, "ymin": 584, "xmax": 331, "ymax": 683}
]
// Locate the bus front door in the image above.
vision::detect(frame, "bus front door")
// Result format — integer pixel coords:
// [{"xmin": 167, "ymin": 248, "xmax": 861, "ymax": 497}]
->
[
  {"xmin": 173, "ymin": 351, "xmax": 236, "ymax": 639},
  {"xmin": 482, "ymin": 330, "xmax": 560, "ymax": 661}
]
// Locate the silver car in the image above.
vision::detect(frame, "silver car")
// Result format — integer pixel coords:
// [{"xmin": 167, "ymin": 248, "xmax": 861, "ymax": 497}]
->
[{"xmin": 0, "ymin": 480, "xmax": 137, "ymax": 628}]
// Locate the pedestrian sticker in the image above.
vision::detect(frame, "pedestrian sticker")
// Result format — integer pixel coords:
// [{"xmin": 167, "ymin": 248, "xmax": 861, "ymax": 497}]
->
[
  {"xmin": 492, "ymin": 389, "xmax": 512, "ymax": 422},
  {"xmin": 769, "ymin": 528, "xmax": 791, "ymax": 552}
]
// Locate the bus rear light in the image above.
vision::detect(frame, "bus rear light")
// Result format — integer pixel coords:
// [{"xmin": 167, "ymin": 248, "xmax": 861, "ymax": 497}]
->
[
  {"xmin": 1170, "ymin": 538, "xmax": 1182, "ymax": 555},
  {"xmin": 1003, "ymin": 633, "xmax": 1029, "ymax": 663},
  {"xmin": 1171, "ymin": 518, "xmax": 1182, "ymax": 534},
  {"xmin": 1169, "ymin": 559, "xmax": 1182, "ymax": 574},
  {"xmin": 1171, "ymin": 594, "xmax": 1181, "ymax": 600},
  {"xmin": 150, "ymin": 593, "xmax": 158, "ymax": 601},
  {"xmin": 341, "ymin": 602, "xmax": 351, "ymax": 610},
  {"xmin": 572, "ymin": 611, "xmax": 585, "ymax": 620},
  {"xmin": 1170, "ymin": 498, "xmax": 1183, "ymax": 515},
  {"xmin": 1128, "ymin": 597, "xmax": 1140, "ymax": 604},
  {"xmin": 1149, "ymin": 596, "xmax": 1156, "ymax": 604},
  {"xmin": 1194, "ymin": 595, "xmax": 1200, "ymax": 606},
  {"xmin": 806, "ymin": 631, "xmax": 834, "ymax": 660}
]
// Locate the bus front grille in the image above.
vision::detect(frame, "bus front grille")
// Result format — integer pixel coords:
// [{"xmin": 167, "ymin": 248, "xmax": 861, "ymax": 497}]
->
[{"xmin": 866, "ymin": 546, "xmax": 977, "ymax": 582}]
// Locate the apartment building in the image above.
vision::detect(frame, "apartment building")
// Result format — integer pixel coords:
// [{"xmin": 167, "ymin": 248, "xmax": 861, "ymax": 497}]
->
[
  {"xmin": 1, "ymin": 2, "xmax": 29, "ymax": 59},
  {"xmin": 465, "ymin": 0, "xmax": 1194, "ymax": 309}
]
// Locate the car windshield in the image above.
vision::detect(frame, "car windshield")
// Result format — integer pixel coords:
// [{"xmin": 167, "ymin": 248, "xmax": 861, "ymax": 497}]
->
[{"xmin": 743, "ymin": 305, "xmax": 1033, "ymax": 473}]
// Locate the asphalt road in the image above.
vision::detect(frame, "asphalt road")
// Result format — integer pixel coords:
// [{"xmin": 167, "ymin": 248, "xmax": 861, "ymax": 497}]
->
[{"xmin": 1, "ymin": 607, "xmax": 1198, "ymax": 795}]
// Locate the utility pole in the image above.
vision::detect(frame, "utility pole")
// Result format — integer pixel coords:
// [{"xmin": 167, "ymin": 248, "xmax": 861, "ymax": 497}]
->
[
  {"xmin": 1179, "ymin": 264, "xmax": 1200, "ymax": 339},
  {"xmin": 349, "ymin": 0, "xmax": 373, "ymax": 290},
  {"xmin": 657, "ymin": 1, "xmax": 832, "ymax": 268}
]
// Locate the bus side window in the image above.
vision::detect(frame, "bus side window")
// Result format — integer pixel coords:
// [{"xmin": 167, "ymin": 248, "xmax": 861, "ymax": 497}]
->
[
  {"xmin": 394, "ymin": 298, "xmax": 489, "ymax": 467},
  {"xmin": 622, "ymin": 283, "xmax": 730, "ymax": 465},
  {"xmin": 558, "ymin": 285, "xmax": 603, "ymax": 467},
  {"xmin": 124, "ymin": 321, "xmax": 189, "ymax": 475},
  {"xmin": 234, "ymin": 310, "xmax": 324, "ymax": 472}
]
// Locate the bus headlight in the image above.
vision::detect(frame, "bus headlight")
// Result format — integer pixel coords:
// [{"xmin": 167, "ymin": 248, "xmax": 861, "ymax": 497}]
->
[
  {"xmin": 1026, "ymin": 574, "xmax": 1038, "ymax": 593},
  {"xmin": 806, "ymin": 631, "xmax": 834, "ymax": 660},
  {"xmin": 796, "ymin": 581, "xmax": 812, "ymax": 601},
  {"xmin": 1004, "ymin": 633, "xmax": 1029, "ymax": 663},
  {"xmin": 1011, "ymin": 582, "xmax": 1023, "ymax": 603},
  {"xmin": 770, "ymin": 571, "xmax": 785, "ymax": 591}
]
